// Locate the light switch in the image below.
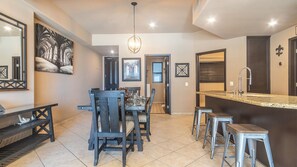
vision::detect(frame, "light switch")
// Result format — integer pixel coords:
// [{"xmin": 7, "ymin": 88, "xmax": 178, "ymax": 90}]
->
[
  {"xmin": 229, "ymin": 81, "xmax": 234, "ymax": 87},
  {"xmin": 185, "ymin": 82, "xmax": 189, "ymax": 87}
]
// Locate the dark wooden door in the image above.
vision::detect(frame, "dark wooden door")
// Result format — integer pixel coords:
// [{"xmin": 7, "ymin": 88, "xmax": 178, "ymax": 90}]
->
[
  {"xmin": 289, "ymin": 37, "xmax": 297, "ymax": 96},
  {"xmin": 104, "ymin": 57, "xmax": 119, "ymax": 90},
  {"xmin": 164, "ymin": 57, "xmax": 170, "ymax": 114},
  {"xmin": 247, "ymin": 36, "xmax": 270, "ymax": 93}
]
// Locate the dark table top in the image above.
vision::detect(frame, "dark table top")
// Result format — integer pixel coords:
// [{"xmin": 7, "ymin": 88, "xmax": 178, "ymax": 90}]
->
[{"xmin": 0, "ymin": 103, "xmax": 58, "ymax": 118}]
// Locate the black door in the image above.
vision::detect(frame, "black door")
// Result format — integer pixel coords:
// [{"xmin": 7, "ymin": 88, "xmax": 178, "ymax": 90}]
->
[
  {"xmin": 247, "ymin": 36, "xmax": 270, "ymax": 93},
  {"xmin": 12, "ymin": 57, "xmax": 20, "ymax": 80},
  {"xmin": 104, "ymin": 57, "xmax": 119, "ymax": 90},
  {"xmin": 164, "ymin": 57, "xmax": 170, "ymax": 114},
  {"xmin": 289, "ymin": 37, "xmax": 297, "ymax": 96},
  {"xmin": 295, "ymin": 40, "xmax": 297, "ymax": 95}
]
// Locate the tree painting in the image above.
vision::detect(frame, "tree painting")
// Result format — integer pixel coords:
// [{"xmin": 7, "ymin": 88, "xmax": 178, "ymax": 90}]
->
[{"xmin": 35, "ymin": 23, "xmax": 73, "ymax": 74}]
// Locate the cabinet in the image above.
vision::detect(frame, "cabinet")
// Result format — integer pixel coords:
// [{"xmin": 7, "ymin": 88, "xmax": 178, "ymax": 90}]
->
[
  {"xmin": 247, "ymin": 36, "xmax": 270, "ymax": 93},
  {"xmin": 0, "ymin": 104, "xmax": 57, "ymax": 166}
]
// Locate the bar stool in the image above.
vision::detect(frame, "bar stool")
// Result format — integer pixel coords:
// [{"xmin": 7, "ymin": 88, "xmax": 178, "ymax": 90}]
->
[
  {"xmin": 221, "ymin": 124, "xmax": 274, "ymax": 167},
  {"xmin": 202, "ymin": 113, "xmax": 233, "ymax": 159},
  {"xmin": 191, "ymin": 107, "xmax": 213, "ymax": 140}
]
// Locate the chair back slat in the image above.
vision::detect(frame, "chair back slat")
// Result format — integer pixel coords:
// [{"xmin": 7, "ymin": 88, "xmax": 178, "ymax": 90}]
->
[
  {"xmin": 98, "ymin": 98, "xmax": 110, "ymax": 132},
  {"xmin": 89, "ymin": 90, "xmax": 125, "ymax": 134},
  {"xmin": 108, "ymin": 97, "xmax": 120, "ymax": 132}
]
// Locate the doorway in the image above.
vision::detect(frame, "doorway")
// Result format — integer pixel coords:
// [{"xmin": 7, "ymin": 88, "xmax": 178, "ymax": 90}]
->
[
  {"xmin": 289, "ymin": 36, "xmax": 297, "ymax": 95},
  {"xmin": 12, "ymin": 56, "xmax": 21, "ymax": 80},
  {"xmin": 145, "ymin": 55, "xmax": 171, "ymax": 114},
  {"xmin": 196, "ymin": 49, "xmax": 226, "ymax": 107},
  {"xmin": 104, "ymin": 57, "xmax": 119, "ymax": 90}
]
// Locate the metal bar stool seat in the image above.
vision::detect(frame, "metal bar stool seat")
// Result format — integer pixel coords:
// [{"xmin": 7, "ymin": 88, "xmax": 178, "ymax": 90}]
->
[
  {"xmin": 202, "ymin": 112, "xmax": 233, "ymax": 159},
  {"xmin": 222, "ymin": 124, "xmax": 274, "ymax": 167},
  {"xmin": 192, "ymin": 107, "xmax": 213, "ymax": 140}
]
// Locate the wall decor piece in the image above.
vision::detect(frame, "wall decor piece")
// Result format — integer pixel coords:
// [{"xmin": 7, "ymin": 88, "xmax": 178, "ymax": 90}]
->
[
  {"xmin": 175, "ymin": 63, "xmax": 189, "ymax": 77},
  {"xmin": 122, "ymin": 58, "xmax": 141, "ymax": 81},
  {"xmin": 35, "ymin": 23, "xmax": 74, "ymax": 75},
  {"xmin": 0, "ymin": 66, "xmax": 8, "ymax": 79},
  {"xmin": 275, "ymin": 44, "xmax": 284, "ymax": 56},
  {"xmin": 295, "ymin": 26, "xmax": 297, "ymax": 35}
]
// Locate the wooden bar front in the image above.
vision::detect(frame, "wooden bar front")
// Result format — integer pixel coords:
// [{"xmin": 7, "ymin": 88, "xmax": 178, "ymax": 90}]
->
[{"xmin": 205, "ymin": 96, "xmax": 297, "ymax": 167}]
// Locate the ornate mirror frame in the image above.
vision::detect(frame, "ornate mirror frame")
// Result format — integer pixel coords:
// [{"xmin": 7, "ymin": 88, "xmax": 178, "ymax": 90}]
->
[{"xmin": 0, "ymin": 13, "xmax": 27, "ymax": 90}]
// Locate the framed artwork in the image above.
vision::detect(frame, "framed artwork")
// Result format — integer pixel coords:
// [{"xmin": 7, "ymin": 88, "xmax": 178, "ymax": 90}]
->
[
  {"xmin": 175, "ymin": 63, "xmax": 189, "ymax": 77},
  {"xmin": 122, "ymin": 58, "xmax": 141, "ymax": 81},
  {"xmin": 35, "ymin": 23, "xmax": 74, "ymax": 75},
  {"xmin": 295, "ymin": 26, "xmax": 297, "ymax": 35},
  {"xmin": 0, "ymin": 66, "xmax": 8, "ymax": 79}
]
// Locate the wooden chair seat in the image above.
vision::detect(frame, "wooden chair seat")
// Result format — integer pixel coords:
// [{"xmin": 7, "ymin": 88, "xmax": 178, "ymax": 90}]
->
[
  {"xmin": 208, "ymin": 113, "xmax": 233, "ymax": 118},
  {"xmin": 227, "ymin": 124, "xmax": 268, "ymax": 134},
  {"xmin": 195, "ymin": 107, "xmax": 212, "ymax": 113}
]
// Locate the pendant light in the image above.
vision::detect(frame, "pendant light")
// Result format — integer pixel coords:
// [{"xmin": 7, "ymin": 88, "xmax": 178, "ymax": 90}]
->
[{"xmin": 128, "ymin": 2, "xmax": 142, "ymax": 54}]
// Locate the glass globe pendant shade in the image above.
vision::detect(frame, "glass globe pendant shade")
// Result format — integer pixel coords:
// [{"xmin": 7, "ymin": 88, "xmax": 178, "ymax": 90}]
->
[{"xmin": 128, "ymin": 34, "xmax": 142, "ymax": 54}]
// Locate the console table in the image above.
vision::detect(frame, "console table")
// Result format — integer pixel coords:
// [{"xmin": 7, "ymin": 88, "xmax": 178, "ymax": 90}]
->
[{"xmin": 0, "ymin": 103, "xmax": 58, "ymax": 166}]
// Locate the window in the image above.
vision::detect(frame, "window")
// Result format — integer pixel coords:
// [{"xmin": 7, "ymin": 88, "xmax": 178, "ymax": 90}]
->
[{"xmin": 152, "ymin": 62, "xmax": 163, "ymax": 83}]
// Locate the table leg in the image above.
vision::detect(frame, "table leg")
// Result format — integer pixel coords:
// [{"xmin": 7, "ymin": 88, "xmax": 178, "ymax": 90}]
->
[
  {"xmin": 132, "ymin": 111, "xmax": 143, "ymax": 151},
  {"xmin": 47, "ymin": 107, "xmax": 55, "ymax": 142},
  {"xmin": 88, "ymin": 118, "xmax": 95, "ymax": 150}
]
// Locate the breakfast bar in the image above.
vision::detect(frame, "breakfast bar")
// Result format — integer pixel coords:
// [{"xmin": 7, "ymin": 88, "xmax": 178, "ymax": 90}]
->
[{"xmin": 198, "ymin": 91, "xmax": 297, "ymax": 167}]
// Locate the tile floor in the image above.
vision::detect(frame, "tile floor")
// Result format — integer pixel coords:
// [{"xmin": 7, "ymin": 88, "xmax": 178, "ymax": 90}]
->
[{"xmin": 8, "ymin": 113, "xmax": 266, "ymax": 167}]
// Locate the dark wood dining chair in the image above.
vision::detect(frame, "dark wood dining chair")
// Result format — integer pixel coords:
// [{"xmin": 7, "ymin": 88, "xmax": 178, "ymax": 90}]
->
[
  {"xmin": 89, "ymin": 90, "xmax": 134, "ymax": 167},
  {"xmin": 126, "ymin": 88, "xmax": 156, "ymax": 141}
]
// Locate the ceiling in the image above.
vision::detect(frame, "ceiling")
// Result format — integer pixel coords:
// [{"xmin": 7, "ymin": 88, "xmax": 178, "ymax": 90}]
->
[
  {"xmin": 50, "ymin": 0, "xmax": 200, "ymax": 34},
  {"xmin": 93, "ymin": 45, "xmax": 119, "ymax": 56},
  {"xmin": 193, "ymin": 0, "xmax": 297, "ymax": 38},
  {"xmin": 48, "ymin": 0, "xmax": 297, "ymax": 55}
]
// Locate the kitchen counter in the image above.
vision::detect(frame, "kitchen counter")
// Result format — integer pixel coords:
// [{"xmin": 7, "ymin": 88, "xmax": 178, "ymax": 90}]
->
[
  {"xmin": 199, "ymin": 91, "xmax": 297, "ymax": 167},
  {"xmin": 197, "ymin": 91, "xmax": 297, "ymax": 109}
]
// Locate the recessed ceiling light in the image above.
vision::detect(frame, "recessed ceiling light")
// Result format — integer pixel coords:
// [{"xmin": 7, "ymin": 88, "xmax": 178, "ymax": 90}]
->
[
  {"xmin": 149, "ymin": 22, "xmax": 156, "ymax": 29},
  {"xmin": 268, "ymin": 19, "xmax": 278, "ymax": 27},
  {"xmin": 4, "ymin": 26, "xmax": 12, "ymax": 31},
  {"xmin": 110, "ymin": 50, "xmax": 115, "ymax": 54},
  {"xmin": 207, "ymin": 17, "xmax": 216, "ymax": 24}
]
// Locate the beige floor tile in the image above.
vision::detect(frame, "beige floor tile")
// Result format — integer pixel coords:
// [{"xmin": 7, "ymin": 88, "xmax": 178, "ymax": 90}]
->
[
  {"xmin": 173, "ymin": 134, "xmax": 196, "ymax": 145},
  {"xmin": 158, "ymin": 152, "xmax": 196, "ymax": 167},
  {"xmin": 175, "ymin": 142, "xmax": 209, "ymax": 160},
  {"xmin": 142, "ymin": 160, "xmax": 170, "ymax": 167},
  {"xmin": 4, "ymin": 113, "xmax": 268, "ymax": 167},
  {"xmin": 143, "ymin": 144, "xmax": 173, "ymax": 159},
  {"xmin": 186, "ymin": 153, "xmax": 225, "ymax": 167},
  {"xmin": 156, "ymin": 139, "xmax": 185, "ymax": 151},
  {"xmin": 145, "ymin": 134, "xmax": 169, "ymax": 145},
  {"xmin": 8, "ymin": 151, "xmax": 43, "ymax": 167},
  {"xmin": 99, "ymin": 159, "xmax": 128, "ymax": 167},
  {"xmin": 125, "ymin": 152, "xmax": 156, "ymax": 167}
]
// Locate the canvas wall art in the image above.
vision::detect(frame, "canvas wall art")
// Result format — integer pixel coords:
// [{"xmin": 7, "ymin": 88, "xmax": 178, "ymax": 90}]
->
[
  {"xmin": 35, "ymin": 23, "xmax": 74, "ymax": 75},
  {"xmin": 122, "ymin": 58, "xmax": 141, "ymax": 81}
]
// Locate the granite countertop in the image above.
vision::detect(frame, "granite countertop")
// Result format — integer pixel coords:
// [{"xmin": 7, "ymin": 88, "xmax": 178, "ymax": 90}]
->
[{"xmin": 197, "ymin": 91, "xmax": 297, "ymax": 109}]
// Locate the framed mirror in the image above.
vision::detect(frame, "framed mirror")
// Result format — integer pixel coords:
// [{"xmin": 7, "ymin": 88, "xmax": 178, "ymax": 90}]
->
[{"xmin": 0, "ymin": 13, "xmax": 27, "ymax": 90}]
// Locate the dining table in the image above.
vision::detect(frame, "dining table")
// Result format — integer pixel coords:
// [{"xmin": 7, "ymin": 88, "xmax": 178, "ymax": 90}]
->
[{"xmin": 77, "ymin": 96, "xmax": 147, "ymax": 152}]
